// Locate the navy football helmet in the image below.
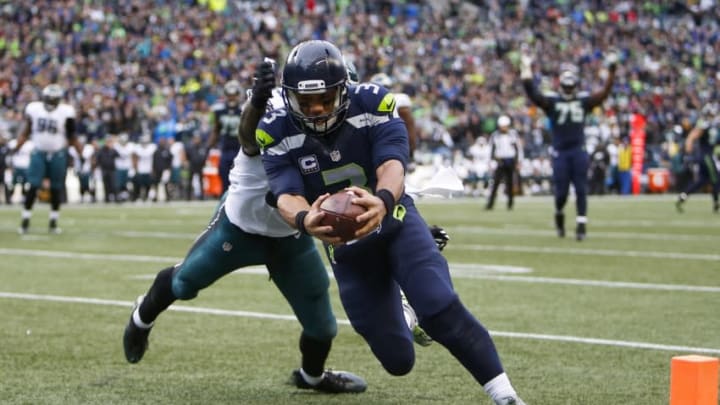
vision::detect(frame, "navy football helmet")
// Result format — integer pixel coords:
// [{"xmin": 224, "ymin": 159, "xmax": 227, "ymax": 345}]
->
[
  {"xmin": 42, "ymin": 84, "xmax": 64, "ymax": 111},
  {"xmin": 282, "ymin": 40, "xmax": 349, "ymax": 136}
]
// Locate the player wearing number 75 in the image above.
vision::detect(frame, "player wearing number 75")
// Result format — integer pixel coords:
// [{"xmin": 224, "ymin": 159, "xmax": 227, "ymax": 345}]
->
[
  {"xmin": 520, "ymin": 47, "xmax": 617, "ymax": 241},
  {"xmin": 259, "ymin": 40, "xmax": 526, "ymax": 405}
]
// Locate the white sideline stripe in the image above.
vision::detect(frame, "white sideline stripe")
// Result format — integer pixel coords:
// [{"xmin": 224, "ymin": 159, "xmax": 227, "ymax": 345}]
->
[
  {"xmin": 116, "ymin": 231, "xmax": 198, "ymax": 239},
  {"xmin": 471, "ymin": 275, "xmax": 720, "ymax": 293},
  {"xmin": 451, "ymin": 226, "xmax": 719, "ymax": 242},
  {"xmin": 0, "ymin": 248, "xmax": 182, "ymax": 263},
  {"xmin": 453, "ymin": 244, "xmax": 720, "ymax": 261},
  {"xmin": 114, "ymin": 228, "xmax": 719, "ymax": 242},
  {"xmin": 1, "ymin": 291, "xmax": 719, "ymax": 356},
  {"xmin": 4, "ymin": 247, "xmax": 720, "ymax": 293},
  {"xmin": 490, "ymin": 331, "xmax": 720, "ymax": 355}
]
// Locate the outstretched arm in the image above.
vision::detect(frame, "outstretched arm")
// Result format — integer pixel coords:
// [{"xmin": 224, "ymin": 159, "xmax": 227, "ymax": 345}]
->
[
  {"xmin": 520, "ymin": 52, "xmax": 552, "ymax": 110},
  {"xmin": 587, "ymin": 52, "xmax": 618, "ymax": 109},
  {"xmin": 239, "ymin": 60, "xmax": 276, "ymax": 156},
  {"xmin": 684, "ymin": 124, "xmax": 704, "ymax": 154}
]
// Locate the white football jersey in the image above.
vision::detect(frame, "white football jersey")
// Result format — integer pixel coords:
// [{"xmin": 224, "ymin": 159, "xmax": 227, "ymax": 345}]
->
[
  {"xmin": 170, "ymin": 140, "xmax": 184, "ymax": 168},
  {"xmin": 267, "ymin": 87, "xmax": 285, "ymax": 111},
  {"xmin": 133, "ymin": 143, "xmax": 156, "ymax": 174},
  {"xmin": 114, "ymin": 142, "xmax": 134, "ymax": 171},
  {"xmin": 393, "ymin": 92, "xmax": 412, "ymax": 109},
  {"xmin": 222, "ymin": 86, "xmax": 296, "ymax": 237},
  {"xmin": 224, "ymin": 152, "xmax": 296, "ymax": 238},
  {"xmin": 24, "ymin": 101, "xmax": 76, "ymax": 152},
  {"xmin": 81, "ymin": 143, "xmax": 95, "ymax": 173}
]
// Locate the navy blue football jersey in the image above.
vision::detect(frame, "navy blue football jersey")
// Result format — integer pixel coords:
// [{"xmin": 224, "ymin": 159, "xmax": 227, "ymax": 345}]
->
[
  {"xmin": 696, "ymin": 119, "xmax": 719, "ymax": 155},
  {"xmin": 211, "ymin": 102, "xmax": 243, "ymax": 152},
  {"xmin": 258, "ymin": 83, "xmax": 409, "ymax": 203},
  {"xmin": 523, "ymin": 80, "xmax": 605, "ymax": 151}
]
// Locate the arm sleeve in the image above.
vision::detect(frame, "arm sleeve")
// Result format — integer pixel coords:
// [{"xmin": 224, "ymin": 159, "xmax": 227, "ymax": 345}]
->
[
  {"xmin": 65, "ymin": 118, "xmax": 76, "ymax": 140},
  {"xmin": 370, "ymin": 118, "xmax": 409, "ymax": 171}
]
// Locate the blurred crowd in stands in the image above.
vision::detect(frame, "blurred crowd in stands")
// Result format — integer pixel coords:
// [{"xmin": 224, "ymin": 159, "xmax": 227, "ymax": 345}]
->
[{"xmin": 0, "ymin": 0, "xmax": 718, "ymax": 202}]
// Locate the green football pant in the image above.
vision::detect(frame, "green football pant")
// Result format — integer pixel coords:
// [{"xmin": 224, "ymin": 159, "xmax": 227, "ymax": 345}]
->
[{"xmin": 171, "ymin": 206, "xmax": 337, "ymax": 340}]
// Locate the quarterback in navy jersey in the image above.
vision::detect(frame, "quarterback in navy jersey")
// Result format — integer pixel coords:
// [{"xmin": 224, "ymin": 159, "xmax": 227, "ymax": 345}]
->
[
  {"xmin": 521, "ymin": 51, "xmax": 616, "ymax": 241},
  {"xmin": 207, "ymin": 80, "xmax": 244, "ymax": 193},
  {"xmin": 259, "ymin": 40, "xmax": 525, "ymax": 405}
]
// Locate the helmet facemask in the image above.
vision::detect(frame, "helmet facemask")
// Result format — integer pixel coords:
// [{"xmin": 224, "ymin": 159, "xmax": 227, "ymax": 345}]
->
[
  {"xmin": 559, "ymin": 70, "xmax": 578, "ymax": 98},
  {"xmin": 224, "ymin": 80, "xmax": 242, "ymax": 107},
  {"xmin": 283, "ymin": 82, "xmax": 349, "ymax": 135},
  {"xmin": 281, "ymin": 40, "xmax": 350, "ymax": 137},
  {"xmin": 42, "ymin": 84, "xmax": 64, "ymax": 111}
]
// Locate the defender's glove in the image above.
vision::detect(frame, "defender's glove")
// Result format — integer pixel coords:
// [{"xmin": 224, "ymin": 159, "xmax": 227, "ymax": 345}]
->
[
  {"xmin": 250, "ymin": 59, "xmax": 276, "ymax": 109},
  {"xmin": 429, "ymin": 225, "xmax": 450, "ymax": 251},
  {"xmin": 520, "ymin": 51, "xmax": 533, "ymax": 80}
]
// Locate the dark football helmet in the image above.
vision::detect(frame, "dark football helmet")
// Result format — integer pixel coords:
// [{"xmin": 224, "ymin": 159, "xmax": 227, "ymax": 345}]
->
[
  {"xmin": 281, "ymin": 40, "xmax": 349, "ymax": 136},
  {"xmin": 42, "ymin": 84, "xmax": 64, "ymax": 111},
  {"xmin": 224, "ymin": 80, "xmax": 242, "ymax": 107}
]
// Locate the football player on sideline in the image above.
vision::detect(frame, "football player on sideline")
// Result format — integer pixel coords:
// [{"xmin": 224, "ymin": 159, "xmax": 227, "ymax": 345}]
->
[
  {"xmin": 123, "ymin": 59, "xmax": 367, "ymax": 395},
  {"xmin": 14, "ymin": 84, "xmax": 82, "ymax": 234},
  {"xmin": 521, "ymin": 47, "xmax": 617, "ymax": 241},
  {"xmin": 258, "ymin": 40, "xmax": 525, "ymax": 405},
  {"xmin": 675, "ymin": 103, "xmax": 720, "ymax": 213},
  {"xmin": 207, "ymin": 80, "xmax": 244, "ymax": 193}
]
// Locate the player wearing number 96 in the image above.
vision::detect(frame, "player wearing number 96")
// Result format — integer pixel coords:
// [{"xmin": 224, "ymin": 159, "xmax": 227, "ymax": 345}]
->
[
  {"xmin": 520, "ymin": 48, "xmax": 616, "ymax": 241},
  {"xmin": 14, "ymin": 84, "xmax": 82, "ymax": 234},
  {"xmin": 259, "ymin": 40, "xmax": 525, "ymax": 405}
]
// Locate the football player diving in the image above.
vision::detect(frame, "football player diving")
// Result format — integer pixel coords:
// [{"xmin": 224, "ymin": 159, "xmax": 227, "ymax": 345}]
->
[
  {"xmin": 123, "ymin": 59, "xmax": 367, "ymax": 394},
  {"xmin": 521, "ymin": 48, "xmax": 617, "ymax": 241},
  {"xmin": 257, "ymin": 39, "xmax": 526, "ymax": 405}
]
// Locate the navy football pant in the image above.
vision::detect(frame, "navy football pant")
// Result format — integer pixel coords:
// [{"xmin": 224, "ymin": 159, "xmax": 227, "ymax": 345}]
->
[
  {"xmin": 552, "ymin": 148, "xmax": 589, "ymax": 216},
  {"xmin": 683, "ymin": 153, "xmax": 719, "ymax": 202},
  {"xmin": 325, "ymin": 196, "xmax": 504, "ymax": 384}
]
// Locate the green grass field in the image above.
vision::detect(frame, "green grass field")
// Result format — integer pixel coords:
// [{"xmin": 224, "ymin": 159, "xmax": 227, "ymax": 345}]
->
[{"xmin": 1, "ymin": 195, "xmax": 719, "ymax": 404}]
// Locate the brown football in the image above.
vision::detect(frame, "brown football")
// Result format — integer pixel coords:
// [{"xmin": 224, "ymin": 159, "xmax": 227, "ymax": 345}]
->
[{"xmin": 319, "ymin": 190, "xmax": 368, "ymax": 241}]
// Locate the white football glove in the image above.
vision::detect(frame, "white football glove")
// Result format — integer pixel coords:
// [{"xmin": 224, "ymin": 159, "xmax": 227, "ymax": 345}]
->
[
  {"xmin": 520, "ymin": 52, "xmax": 533, "ymax": 80},
  {"xmin": 604, "ymin": 51, "xmax": 618, "ymax": 68}
]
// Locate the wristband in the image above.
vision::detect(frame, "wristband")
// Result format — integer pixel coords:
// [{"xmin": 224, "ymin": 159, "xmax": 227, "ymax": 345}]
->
[
  {"xmin": 294, "ymin": 210, "xmax": 309, "ymax": 235},
  {"xmin": 376, "ymin": 189, "xmax": 395, "ymax": 216}
]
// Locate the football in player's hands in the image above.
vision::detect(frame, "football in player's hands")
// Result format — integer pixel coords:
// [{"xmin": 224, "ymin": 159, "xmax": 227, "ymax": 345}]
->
[{"xmin": 319, "ymin": 190, "xmax": 368, "ymax": 242}]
